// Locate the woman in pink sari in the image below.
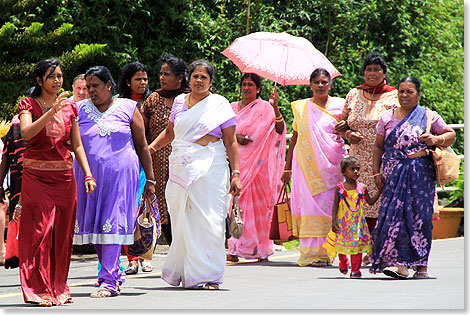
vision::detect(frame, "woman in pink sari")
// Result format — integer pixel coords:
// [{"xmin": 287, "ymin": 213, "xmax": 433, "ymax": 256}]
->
[
  {"xmin": 282, "ymin": 68, "xmax": 347, "ymax": 267},
  {"xmin": 227, "ymin": 73, "xmax": 286, "ymax": 262}
]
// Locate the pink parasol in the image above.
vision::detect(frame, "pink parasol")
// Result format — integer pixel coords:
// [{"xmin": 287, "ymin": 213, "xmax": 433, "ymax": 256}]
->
[{"xmin": 222, "ymin": 32, "xmax": 341, "ymax": 86}]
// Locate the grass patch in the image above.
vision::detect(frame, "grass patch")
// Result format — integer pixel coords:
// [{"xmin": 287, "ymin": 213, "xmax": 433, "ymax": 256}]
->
[{"xmin": 282, "ymin": 239, "xmax": 299, "ymax": 250}]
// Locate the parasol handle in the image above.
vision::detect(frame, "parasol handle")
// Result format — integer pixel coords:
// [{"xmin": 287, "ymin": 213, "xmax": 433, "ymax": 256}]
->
[{"xmin": 268, "ymin": 82, "xmax": 278, "ymax": 105}]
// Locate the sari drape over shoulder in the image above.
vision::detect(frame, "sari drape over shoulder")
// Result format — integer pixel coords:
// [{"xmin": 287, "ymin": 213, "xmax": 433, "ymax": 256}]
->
[
  {"xmin": 370, "ymin": 105, "xmax": 435, "ymax": 273},
  {"xmin": 227, "ymin": 99, "xmax": 286, "ymax": 259},
  {"xmin": 290, "ymin": 97, "xmax": 347, "ymax": 266},
  {"xmin": 162, "ymin": 94, "xmax": 236, "ymax": 288}
]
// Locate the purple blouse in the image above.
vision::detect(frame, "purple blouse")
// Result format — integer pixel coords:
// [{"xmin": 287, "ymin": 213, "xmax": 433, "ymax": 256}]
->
[
  {"xmin": 169, "ymin": 94, "xmax": 236, "ymax": 140},
  {"xmin": 376, "ymin": 108, "xmax": 448, "ymax": 139}
]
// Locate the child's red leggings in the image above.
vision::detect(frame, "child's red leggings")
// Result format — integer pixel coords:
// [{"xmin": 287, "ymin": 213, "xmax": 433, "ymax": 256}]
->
[{"xmin": 339, "ymin": 253, "xmax": 362, "ymax": 274}]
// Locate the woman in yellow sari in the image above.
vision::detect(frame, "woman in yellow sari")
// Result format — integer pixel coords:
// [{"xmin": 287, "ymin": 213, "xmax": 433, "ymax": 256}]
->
[{"xmin": 282, "ymin": 68, "xmax": 347, "ymax": 266}]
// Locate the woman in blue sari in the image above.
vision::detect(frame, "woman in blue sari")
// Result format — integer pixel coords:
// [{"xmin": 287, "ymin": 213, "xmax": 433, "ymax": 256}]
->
[{"xmin": 370, "ymin": 76, "xmax": 456, "ymax": 279}]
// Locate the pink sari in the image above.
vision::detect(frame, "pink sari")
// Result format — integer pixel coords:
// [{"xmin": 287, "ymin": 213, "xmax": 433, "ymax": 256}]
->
[
  {"xmin": 228, "ymin": 99, "xmax": 286, "ymax": 259},
  {"xmin": 290, "ymin": 97, "xmax": 347, "ymax": 266}
]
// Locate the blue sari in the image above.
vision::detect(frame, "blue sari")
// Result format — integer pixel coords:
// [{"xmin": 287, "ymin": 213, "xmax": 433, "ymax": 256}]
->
[{"xmin": 370, "ymin": 105, "xmax": 435, "ymax": 273}]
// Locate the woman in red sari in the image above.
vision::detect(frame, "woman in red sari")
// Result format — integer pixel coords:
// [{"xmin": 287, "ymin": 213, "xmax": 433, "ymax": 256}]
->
[{"xmin": 17, "ymin": 59, "xmax": 96, "ymax": 306}]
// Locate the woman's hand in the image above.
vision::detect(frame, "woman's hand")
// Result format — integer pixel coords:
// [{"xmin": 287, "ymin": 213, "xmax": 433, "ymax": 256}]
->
[
  {"xmin": 419, "ymin": 133, "xmax": 442, "ymax": 146},
  {"xmin": 230, "ymin": 174, "xmax": 241, "ymax": 196},
  {"xmin": 270, "ymin": 86, "xmax": 279, "ymax": 107},
  {"xmin": 236, "ymin": 134, "xmax": 253, "ymax": 145},
  {"xmin": 331, "ymin": 220, "xmax": 339, "ymax": 233},
  {"xmin": 348, "ymin": 131, "xmax": 365, "ymax": 144},
  {"xmin": 12, "ymin": 205, "xmax": 21, "ymax": 223},
  {"xmin": 85, "ymin": 180, "xmax": 97, "ymax": 194},
  {"xmin": 374, "ymin": 174, "xmax": 385, "ymax": 191},
  {"xmin": 143, "ymin": 182, "xmax": 156, "ymax": 203},
  {"xmin": 281, "ymin": 171, "xmax": 291, "ymax": 184},
  {"xmin": 52, "ymin": 91, "xmax": 73, "ymax": 113},
  {"xmin": 334, "ymin": 120, "xmax": 348, "ymax": 132}
]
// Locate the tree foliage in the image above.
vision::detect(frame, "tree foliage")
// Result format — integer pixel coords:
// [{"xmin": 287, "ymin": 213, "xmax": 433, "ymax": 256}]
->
[{"xmin": 0, "ymin": 0, "xmax": 464, "ymax": 153}]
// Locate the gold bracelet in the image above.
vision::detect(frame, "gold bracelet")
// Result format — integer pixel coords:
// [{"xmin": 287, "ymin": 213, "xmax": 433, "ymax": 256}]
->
[
  {"xmin": 373, "ymin": 173, "xmax": 383, "ymax": 177},
  {"xmin": 232, "ymin": 170, "xmax": 240, "ymax": 175},
  {"xmin": 440, "ymin": 136, "xmax": 445, "ymax": 146},
  {"xmin": 345, "ymin": 130, "xmax": 352, "ymax": 140},
  {"xmin": 284, "ymin": 170, "xmax": 292, "ymax": 173},
  {"xmin": 275, "ymin": 117, "xmax": 284, "ymax": 122},
  {"xmin": 149, "ymin": 146, "xmax": 156, "ymax": 153}
]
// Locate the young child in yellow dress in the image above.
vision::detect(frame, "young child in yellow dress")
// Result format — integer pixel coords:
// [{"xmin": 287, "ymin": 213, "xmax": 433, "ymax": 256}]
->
[{"xmin": 331, "ymin": 156, "xmax": 382, "ymax": 278}]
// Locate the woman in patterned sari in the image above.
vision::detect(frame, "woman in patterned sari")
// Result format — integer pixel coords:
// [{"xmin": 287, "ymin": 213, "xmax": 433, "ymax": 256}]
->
[
  {"xmin": 282, "ymin": 68, "xmax": 347, "ymax": 267},
  {"xmin": 335, "ymin": 53, "xmax": 400, "ymax": 245},
  {"xmin": 149, "ymin": 60, "xmax": 241, "ymax": 290},
  {"xmin": 226, "ymin": 73, "xmax": 286, "ymax": 263},
  {"xmin": 144, "ymin": 53, "xmax": 190, "ymax": 247},
  {"xmin": 370, "ymin": 76, "xmax": 455, "ymax": 279}
]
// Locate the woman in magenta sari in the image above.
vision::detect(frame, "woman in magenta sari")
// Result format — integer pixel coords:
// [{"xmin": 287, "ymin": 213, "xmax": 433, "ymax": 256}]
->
[
  {"xmin": 370, "ymin": 76, "xmax": 455, "ymax": 279},
  {"xmin": 17, "ymin": 59, "xmax": 96, "ymax": 306},
  {"xmin": 282, "ymin": 68, "xmax": 347, "ymax": 267},
  {"xmin": 227, "ymin": 73, "xmax": 286, "ymax": 262}
]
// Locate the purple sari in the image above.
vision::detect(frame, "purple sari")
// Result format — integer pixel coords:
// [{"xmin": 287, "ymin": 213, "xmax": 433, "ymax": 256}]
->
[{"xmin": 370, "ymin": 105, "xmax": 435, "ymax": 273}]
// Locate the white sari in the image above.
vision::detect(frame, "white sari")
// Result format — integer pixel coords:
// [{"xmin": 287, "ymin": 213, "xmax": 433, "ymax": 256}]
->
[{"xmin": 161, "ymin": 94, "xmax": 235, "ymax": 288}]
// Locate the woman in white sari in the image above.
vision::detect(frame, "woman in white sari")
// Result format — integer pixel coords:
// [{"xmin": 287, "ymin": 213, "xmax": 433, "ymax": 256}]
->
[{"xmin": 148, "ymin": 60, "xmax": 241, "ymax": 290}]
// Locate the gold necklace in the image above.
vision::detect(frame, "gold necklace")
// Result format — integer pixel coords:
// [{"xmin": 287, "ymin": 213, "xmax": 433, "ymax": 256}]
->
[
  {"xmin": 36, "ymin": 97, "xmax": 53, "ymax": 113},
  {"xmin": 187, "ymin": 92, "xmax": 210, "ymax": 108},
  {"xmin": 365, "ymin": 87, "xmax": 378, "ymax": 106}
]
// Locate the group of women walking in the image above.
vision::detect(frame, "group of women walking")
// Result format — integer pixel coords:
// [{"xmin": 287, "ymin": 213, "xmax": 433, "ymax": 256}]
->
[{"xmin": 9, "ymin": 50, "xmax": 456, "ymax": 306}]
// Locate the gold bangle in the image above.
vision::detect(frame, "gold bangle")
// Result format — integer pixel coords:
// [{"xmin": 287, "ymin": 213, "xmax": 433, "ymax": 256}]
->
[
  {"xmin": 345, "ymin": 130, "xmax": 352, "ymax": 140},
  {"xmin": 149, "ymin": 146, "xmax": 156, "ymax": 153},
  {"xmin": 275, "ymin": 117, "xmax": 284, "ymax": 122},
  {"xmin": 440, "ymin": 136, "xmax": 445, "ymax": 146},
  {"xmin": 373, "ymin": 173, "xmax": 383, "ymax": 177},
  {"xmin": 284, "ymin": 170, "xmax": 292, "ymax": 173}
]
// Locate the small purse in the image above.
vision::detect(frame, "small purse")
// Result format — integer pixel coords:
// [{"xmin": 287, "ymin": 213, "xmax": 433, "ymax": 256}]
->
[
  {"xmin": 127, "ymin": 194, "xmax": 160, "ymax": 260},
  {"xmin": 269, "ymin": 183, "xmax": 297, "ymax": 241},
  {"xmin": 229, "ymin": 196, "xmax": 243, "ymax": 239},
  {"xmin": 426, "ymin": 109, "xmax": 460, "ymax": 185}
]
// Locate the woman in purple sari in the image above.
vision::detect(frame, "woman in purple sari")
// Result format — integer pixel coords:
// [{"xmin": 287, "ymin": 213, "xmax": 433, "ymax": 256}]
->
[
  {"xmin": 73, "ymin": 66, "xmax": 155, "ymax": 297},
  {"xmin": 370, "ymin": 76, "xmax": 455, "ymax": 279}
]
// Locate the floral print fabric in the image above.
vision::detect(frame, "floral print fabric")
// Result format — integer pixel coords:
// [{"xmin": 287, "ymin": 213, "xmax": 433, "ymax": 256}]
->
[
  {"xmin": 370, "ymin": 105, "xmax": 435, "ymax": 273},
  {"xmin": 335, "ymin": 182, "xmax": 371, "ymax": 255}
]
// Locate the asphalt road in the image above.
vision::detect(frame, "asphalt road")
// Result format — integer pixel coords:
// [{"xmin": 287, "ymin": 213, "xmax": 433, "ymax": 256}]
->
[{"xmin": 0, "ymin": 237, "xmax": 464, "ymax": 310}]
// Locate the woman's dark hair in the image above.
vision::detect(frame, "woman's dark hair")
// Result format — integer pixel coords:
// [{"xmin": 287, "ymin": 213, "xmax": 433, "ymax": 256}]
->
[
  {"xmin": 309, "ymin": 68, "xmax": 332, "ymax": 84},
  {"xmin": 362, "ymin": 52, "xmax": 388, "ymax": 74},
  {"xmin": 240, "ymin": 73, "xmax": 262, "ymax": 97},
  {"xmin": 160, "ymin": 53, "xmax": 188, "ymax": 89},
  {"xmin": 117, "ymin": 62, "xmax": 150, "ymax": 99},
  {"xmin": 340, "ymin": 156, "xmax": 360, "ymax": 173},
  {"xmin": 397, "ymin": 76, "xmax": 421, "ymax": 95},
  {"xmin": 85, "ymin": 66, "xmax": 116, "ymax": 95},
  {"xmin": 30, "ymin": 58, "xmax": 61, "ymax": 97},
  {"xmin": 188, "ymin": 60, "xmax": 215, "ymax": 82}
]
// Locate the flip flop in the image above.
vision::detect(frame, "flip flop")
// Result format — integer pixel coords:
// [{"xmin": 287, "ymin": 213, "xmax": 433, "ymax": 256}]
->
[
  {"xmin": 383, "ymin": 267, "xmax": 408, "ymax": 279},
  {"xmin": 413, "ymin": 271, "xmax": 429, "ymax": 279}
]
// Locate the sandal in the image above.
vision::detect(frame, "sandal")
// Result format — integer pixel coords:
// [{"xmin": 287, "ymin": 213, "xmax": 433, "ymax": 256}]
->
[
  {"xmin": 350, "ymin": 272, "xmax": 362, "ymax": 279},
  {"xmin": 413, "ymin": 271, "xmax": 429, "ymax": 279},
  {"xmin": 124, "ymin": 263, "xmax": 139, "ymax": 275},
  {"xmin": 203, "ymin": 283, "xmax": 219, "ymax": 290},
  {"xmin": 257, "ymin": 258, "xmax": 269, "ymax": 263},
  {"xmin": 90, "ymin": 287, "xmax": 118, "ymax": 298},
  {"xmin": 339, "ymin": 267, "xmax": 348, "ymax": 275},
  {"xmin": 141, "ymin": 260, "xmax": 153, "ymax": 272},
  {"xmin": 226, "ymin": 254, "xmax": 239, "ymax": 262},
  {"xmin": 383, "ymin": 266, "xmax": 409, "ymax": 279},
  {"xmin": 37, "ymin": 300, "xmax": 53, "ymax": 307},
  {"xmin": 311, "ymin": 260, "xmax": 329, "ymax": 267},
  {"xmin": 64, "ymin": 297, "xmax": 74, "ymax": 304}
]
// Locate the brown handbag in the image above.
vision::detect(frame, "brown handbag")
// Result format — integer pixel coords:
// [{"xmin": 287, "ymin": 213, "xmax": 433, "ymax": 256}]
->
[
  {"xmin": 426, "ymin": 109, "xmax": 460, "ymax": 185},
  {"xmin": 229, "ymin": 196, "xmax": 244, "ymax": 239},
  {"xmin": 269, "ymin": 183, "xmax": 297, "ymax": 241}
]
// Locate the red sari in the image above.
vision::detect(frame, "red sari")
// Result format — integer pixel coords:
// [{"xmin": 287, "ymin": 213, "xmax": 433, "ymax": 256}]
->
[{"xmin": 17, "ymin": 97, "xmax": 78, "ymax": 305}]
